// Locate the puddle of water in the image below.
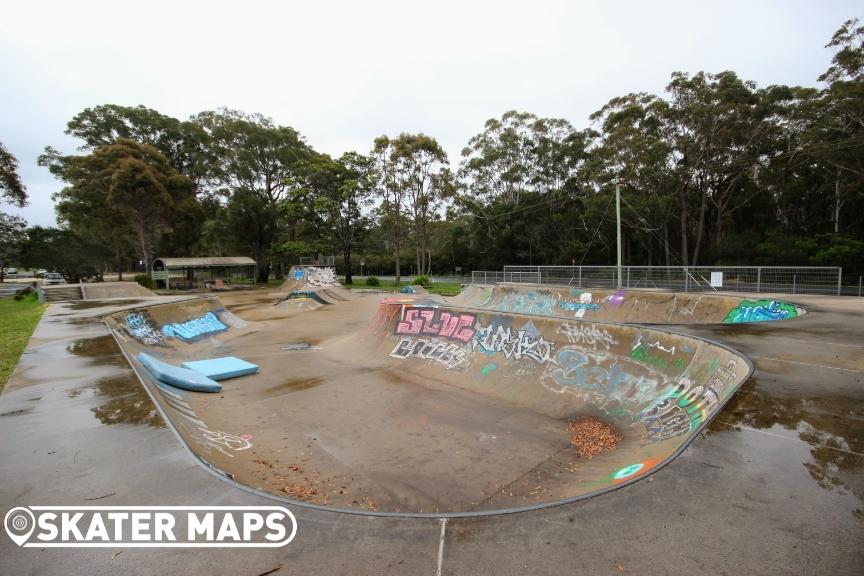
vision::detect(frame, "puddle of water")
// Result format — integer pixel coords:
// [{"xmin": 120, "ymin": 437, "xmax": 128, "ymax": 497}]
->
[
  {"xmin": 711, "ymin": 375, "xmax": 864, "ymax": 501},
  {"xmin": 67, "ymin": 336, "xmax": 123, "ymax": 366},
  {"xmin": 91, "ymin": 374, "xmax": 164, "ymax": 428}
]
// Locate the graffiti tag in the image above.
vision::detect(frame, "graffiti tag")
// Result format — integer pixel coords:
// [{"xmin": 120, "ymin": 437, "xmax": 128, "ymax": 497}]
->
[
  {"xmin": 557, "ymin": 322, "xmax": 618, "ymax": 352},
  {"xmin": 390, "ymin": 337, "xmax": 468, "ymax": 370},
  {"xmin": 473, "ymin": 324, "xmax": 555, "ymax": 364},
  {"xmin": 559, "ymin": 292, "xmax": 600, "ymax": 318},
  {"xmin": 162, "ymin": 312, "xmax": 228, "ymax": 341},
  {"xmin": 723, "ymin": 299, "xmax": 798, "ymax": 323},
  {"xmin": 124, "ymin": 311, "xmax": 164, "ymax": 345},
  {"xmin": 306, "ymin": 267, "xmax": 338, "ymax": 287},
  {"xmin": 639, "ymin": 360, "xmax": 738, "ymax": 443},
  {"xmin": 395, "ymin": 308, "xmax": 477, "ymax": 343}
]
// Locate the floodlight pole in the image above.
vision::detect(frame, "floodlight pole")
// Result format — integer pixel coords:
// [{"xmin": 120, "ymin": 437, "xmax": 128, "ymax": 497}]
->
[{"xmin": 616, "ymin": 181, "xmax": 622, "ymax": 289}]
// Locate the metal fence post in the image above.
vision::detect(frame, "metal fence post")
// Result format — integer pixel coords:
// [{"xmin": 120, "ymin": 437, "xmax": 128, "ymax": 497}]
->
[
  {"xmin": 627, "ymin": 267, "xmax": 630, "ymax": 289},
  {"xmin": 538, "ymin": 269, "xmax": 542, "ymax": 285},
  {"xmin": 837, "ymin": 268, "xmax": 842, "ymax": 296},
  {"xmin": 578, "ymin": 267, "xmax": 582, "ymax": 288},
  {"xmin": 792, "ymin": 275, "xmax": 796, "ymax": 294},
  {"xmin": 684, "ymin": 267, "xmax": 688, "ymax": 292},
  {"xmin": 859, "ymin": 275, "xmax": 862, "ymax": 297},
  {"xmin": 756, "ymin": 267, "xmax": 761, "ymax": 293}
]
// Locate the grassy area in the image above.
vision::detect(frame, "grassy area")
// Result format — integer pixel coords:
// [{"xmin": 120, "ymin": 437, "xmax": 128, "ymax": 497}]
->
[
  {"xmin": 0, "ymin": 293, "xmax": 47, "ymax": 391},
  {"xmin": 341, "ymin": 279, "xmax": 463, "ymax": 297}
]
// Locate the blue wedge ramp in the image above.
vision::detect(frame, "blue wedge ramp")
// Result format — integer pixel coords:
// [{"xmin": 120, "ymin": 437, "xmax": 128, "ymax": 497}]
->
[
  {"xmin": 181, "ymin": 357, "xmax": 260, "ymax": 381},
  {"xmin": 136, "ymin": 352, "xmax": 222, "ymax": 393}
]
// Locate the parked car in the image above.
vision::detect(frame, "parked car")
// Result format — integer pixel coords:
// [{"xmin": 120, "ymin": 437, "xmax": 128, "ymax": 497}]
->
[
  {"xmin": 42, "ymin": 273, "xmax": 65, "ymax": 285},
  {"xmin": 5, "ymin": 267, "xmax": 17, "ymax": 275},
  {"xmin": 35, "ymin": 269, "xmax": 48, "ymax": 278}
]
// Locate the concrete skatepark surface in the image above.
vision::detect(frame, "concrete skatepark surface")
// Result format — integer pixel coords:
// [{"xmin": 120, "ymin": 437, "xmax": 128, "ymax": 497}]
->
[
  {"xmin": 1, "ymin": 283, "xmax": 862, "ymax": 574},
  {"xmin": 101, "ymin": 294, "xmax": 751, "ymax": 514}
]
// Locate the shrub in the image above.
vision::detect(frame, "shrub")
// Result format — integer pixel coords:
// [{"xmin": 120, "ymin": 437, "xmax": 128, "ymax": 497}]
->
[
  {"xmin": 134, "ymin": 274, "xmax": 155, "ymax": 289},
  {"xmin": 413, "ymin": 275, "xmax": 430, "ymax": 288},
  {"xmin": 365, "ymin": 275, "xmax": 380, "ymax": 286}
]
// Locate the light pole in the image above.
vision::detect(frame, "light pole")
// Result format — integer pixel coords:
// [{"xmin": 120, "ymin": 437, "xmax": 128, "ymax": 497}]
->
[{"xmin": 616, "ymin": 181, "xmax": 622, "ymax": 289}]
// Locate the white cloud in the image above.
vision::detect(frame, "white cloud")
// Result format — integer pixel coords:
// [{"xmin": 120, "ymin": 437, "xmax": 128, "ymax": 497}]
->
[{"xmin": 1, "ymin": 0, "xmax": 859, "ymax": 225}]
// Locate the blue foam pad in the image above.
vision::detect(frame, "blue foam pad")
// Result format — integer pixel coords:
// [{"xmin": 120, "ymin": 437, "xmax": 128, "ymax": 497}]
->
[
  {"xmin": 136, "ymin": 353, "xmax": 222, "ymax": 393},
  {"xmin": 181, "ymin": 356, "xmax": 260, "ymax": 381}
]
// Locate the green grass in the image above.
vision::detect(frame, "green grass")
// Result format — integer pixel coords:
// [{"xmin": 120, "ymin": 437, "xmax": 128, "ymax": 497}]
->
[
  {"xmin": 0, "ymin": 293, "xmax": 47, "ymax": 391},
  {"xmin": 341, "ymin": 279, "xmax": 463, "ymax": 297}
]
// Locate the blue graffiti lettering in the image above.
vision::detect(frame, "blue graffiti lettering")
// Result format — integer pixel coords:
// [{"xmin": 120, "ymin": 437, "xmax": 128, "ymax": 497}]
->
[{"xmin": 162, "ymin": 312, "xmax": 228, "ymax": 341}]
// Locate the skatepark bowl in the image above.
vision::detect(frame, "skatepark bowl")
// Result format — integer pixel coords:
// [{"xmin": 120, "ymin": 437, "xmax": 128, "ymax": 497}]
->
[{"xmin": 100, "ymin": 273, "xmax": 815, "ymax": 517}]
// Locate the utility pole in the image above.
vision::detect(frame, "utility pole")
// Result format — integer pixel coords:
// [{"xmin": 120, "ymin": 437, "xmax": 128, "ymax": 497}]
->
[{"xmin": 616, "ymin": 181, "xmax": 622, "ymax": 289}]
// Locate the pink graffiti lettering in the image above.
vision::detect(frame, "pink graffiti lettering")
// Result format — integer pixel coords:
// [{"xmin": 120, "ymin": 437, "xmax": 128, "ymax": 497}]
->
[{"xmin": 395, "ymin": 308, "xmax": 476, "ymax": 343}]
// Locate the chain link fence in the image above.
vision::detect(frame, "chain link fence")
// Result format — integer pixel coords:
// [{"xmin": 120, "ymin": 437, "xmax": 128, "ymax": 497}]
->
[{"xmin": 470, "ymin": 266, "xmax": 851, "ymax": 296}]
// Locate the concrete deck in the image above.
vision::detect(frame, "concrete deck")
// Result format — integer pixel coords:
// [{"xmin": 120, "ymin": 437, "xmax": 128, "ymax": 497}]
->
[{"xmin": 1, "ymin": 292, "xmax": 862, "ymax": 575}]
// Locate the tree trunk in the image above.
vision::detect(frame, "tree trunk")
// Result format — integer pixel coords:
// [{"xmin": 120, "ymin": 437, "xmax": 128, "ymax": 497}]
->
[
  {"xmin": 663, "ymin": 222, "xmax": 670, "ymax": 268},
  {"xmin": 678, "ymin": 185, "xmax": 689, "ymax": 266},
  {"xmin": 344, "ymin": 249, "xmax": 353, "ymax": 284},
  {"xmin": 394, "ymin": 245, "xmax": 401, "ymax": 285},
  {"xmin": 691, "ymin": 190, "xmax": 706, "ymax": 266},
  {"xmin": 834, "ymin": 175, "xmax": 841, "ymax": 234}
]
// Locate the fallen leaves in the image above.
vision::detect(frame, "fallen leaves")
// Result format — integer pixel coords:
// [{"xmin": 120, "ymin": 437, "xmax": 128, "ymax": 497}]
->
[{"xmin": 567, "ymin": 416, "xmax": 622, "ymax": 459}]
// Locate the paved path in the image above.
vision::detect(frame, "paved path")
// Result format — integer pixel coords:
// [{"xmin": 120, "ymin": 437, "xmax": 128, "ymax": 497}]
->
[{"xmin": 0, "ymin": 294, "xmax": 861, "ymax": 575}]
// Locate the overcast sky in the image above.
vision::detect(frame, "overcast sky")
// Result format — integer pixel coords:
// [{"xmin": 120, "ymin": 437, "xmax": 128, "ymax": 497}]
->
[{"xmin": 1, "ymin": 0, "xmax": 860, "ymax": 226}]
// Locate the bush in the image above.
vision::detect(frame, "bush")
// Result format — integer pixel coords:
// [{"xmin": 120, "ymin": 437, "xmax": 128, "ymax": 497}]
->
[
  {"xmin": 365, "ymin": 275, "xmax": 380, "ymax": 286},
  {"xmin": 413, "ymin": 275, "xmax": 431, "ymax": 288},
  {"xmin": 134, "ymin": 274, "xmax": 155, "ymax": 289}
]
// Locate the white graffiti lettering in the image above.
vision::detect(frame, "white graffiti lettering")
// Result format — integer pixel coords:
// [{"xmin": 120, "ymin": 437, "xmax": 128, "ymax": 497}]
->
[
  {"xmin": 125, "ymin": 312, "xmax": 164, "ymax": 345},
  {"xmin": 390, "ymin": 337, "xmax": 468, "ymax": 370},
  {"xmin": 557, "ymin": 322, "xmax": 618, "ymax": 352},
  {"xmin": 631, "ymin": 334, "xmax": 676, "ymax": 355},
  {"xmin": 306, "ymin": 267, "xmax": 338, "ymax": 287},
  {"xmin": 473, "ymin": 324, "xmax": 555, "ymax": 364}
]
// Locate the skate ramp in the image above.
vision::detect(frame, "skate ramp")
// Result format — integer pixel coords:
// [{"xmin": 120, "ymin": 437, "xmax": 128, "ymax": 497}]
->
[
  {"xmin": 83, "ymin": 281, "xmax": 156, "ymax": 299},
  {"xmin": 450, "ymin": 283, "xmax": 806, "ymax": 324},
  {"xmin": 278, "ymin": 265, "xmax": 356, "ymax": 302},
  {"xmin": 104, "ymin": 294, "xmax": 752, "ymax": 515}
]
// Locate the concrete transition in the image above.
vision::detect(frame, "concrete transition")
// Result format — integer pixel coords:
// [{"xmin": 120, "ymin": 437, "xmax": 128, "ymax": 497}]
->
[
  {"xmin": 83, "ymin": 281, "xmax": 156, "ymax": 300},
  {"xmin": 278, "ymin": 266, "xmax": 356, "ymax": 304},
  {"xmin": 101, "ymin": 281, "xmax": 787, "ymax": 515},
  {"xmin": 451, "ymin": 283, "xmax": 806, "ymax": 324}
]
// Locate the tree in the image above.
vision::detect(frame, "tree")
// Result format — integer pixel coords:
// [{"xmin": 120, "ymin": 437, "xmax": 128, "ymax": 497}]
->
[
  {"xmin": 589, "ymin": 93, "xmax": 677, "ymax": 265},
  {"xmin": 664, "ymin": 71, "xmax": 767, "ymax": 264},
  {"xmin": 0, "ymin": 213, "xmax": 26, "ymax": 282},
  {"xmin": 0, "ymin": 142, "xmax": 27, "ymax": 208},
  {"xmin": 371, "ymin": 136, "xmax": 406, "ymax": 284},
  {"xmin": 19, "ymin": 226, "xmax": 110, "ymax": 283},
  {"xmin": 304, "ymin": 152, "xmax": 373, "ymax": 283},
  {"xmin": 65, "ymin": 104, "xmax": 210, "ymax": 184},
  {"xmin": 42, "ymin": 139, "xmax": 195, "ymax": 273},
  {"xmin": 195, "ymin": 109, "xmax": 312, "ymax": 282},
  {"xmin": 390, "ymin": 134, "xmax": 451, "ymax": 276}
]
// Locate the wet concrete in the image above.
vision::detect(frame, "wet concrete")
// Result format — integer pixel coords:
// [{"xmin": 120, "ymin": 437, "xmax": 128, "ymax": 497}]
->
[{"xmin": 0, "ymin": 291, "xmax": 861, "ymax": 575}]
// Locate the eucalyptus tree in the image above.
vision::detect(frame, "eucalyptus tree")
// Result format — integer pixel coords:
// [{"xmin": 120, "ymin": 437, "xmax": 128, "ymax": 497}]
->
[
  {"xmin": 41, "ymin": 139, "xmax": 195, "ymax": 273},
  {"xmin": 303, "ymin": 152, "xmax": 374, "ymax": 283},
  {"xmin": 194, "ymin": 109, "xmax": 312, "ymax": 282},
  {"xmin": 589, "ymin": 93, "xmax": 678, "ymax": 265},
  {"xmin": 664, "ymin": 71, "xmax": 767, "ymax": 264},
  {"xmin": 0, "ymin": 142, "xmax": 27, "ymax": 208}
]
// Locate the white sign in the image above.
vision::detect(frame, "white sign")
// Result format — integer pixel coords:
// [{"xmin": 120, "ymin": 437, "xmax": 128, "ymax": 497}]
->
[
  {"xmin": 4, "ymin": 506, "xmax": 297, "ymax": 548},
  {"xmin": 710, "ymin": 272, "xmax": 723, "ymax": 288}
]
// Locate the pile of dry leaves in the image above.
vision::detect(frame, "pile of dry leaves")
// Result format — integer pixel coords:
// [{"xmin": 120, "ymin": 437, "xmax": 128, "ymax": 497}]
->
[{"xmin": 567, "ymin": 416, "xmax": 622, "ymax": 458}]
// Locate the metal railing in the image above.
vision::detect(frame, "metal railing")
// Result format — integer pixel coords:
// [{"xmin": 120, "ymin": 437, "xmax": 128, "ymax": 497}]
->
[{"xmin": 470, "ymin": 266, "xmax": 846, "ymax": 296}]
